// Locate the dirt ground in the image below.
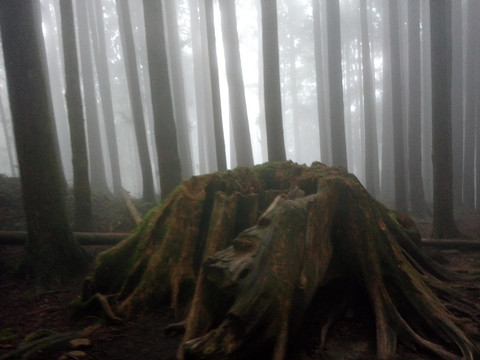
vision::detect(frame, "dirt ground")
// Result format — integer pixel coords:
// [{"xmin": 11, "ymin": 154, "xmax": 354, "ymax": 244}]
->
[{"xmin": 0, "ymin": 175, "xmax": 479, "ymax": 360}]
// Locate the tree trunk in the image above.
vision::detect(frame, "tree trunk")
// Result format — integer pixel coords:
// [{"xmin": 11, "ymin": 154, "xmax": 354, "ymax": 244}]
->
[
  {"xmin": 205, "ymin": 0, "xmax": 227, "ymax": 172},
  {"xmin": 76, "ymin": 0, "xmax": 109, "ymax": 194},
  {"xmin": 462, "ymin": 0, "xmax": 479, "ymax": 208},
  {"xmin": 407, "ymin": 0, "xmax": 429, "ymax": 217},
  {"xmin": 261, "ymin": 0, "xmax": 286, "ymax": 163},
  {"xmin": 60, "ymin": 0, "xmax": 94, "ymax": 232},
  {"xmin": 163, "ymin": 0, "xmax": 194, "ymax": 179},
  {"xmin": 312, "ymin": 0, "xmax": 330, "ymax": 165},
  {"xmin": 430, "ymin": 0, "xmax": 463, "ymax": 239},
  {"xmin": 451, "ymin": 1, "xmax": 464, "ymax": 207},
  {"xmin": 116, "ymin": 0, "xmax": 156, "ymax": 204},
  {"xmin": 88, "ymin": 0, "xmax": 123, "ymax": 196},
  {"xmin": 359, "ymin": 0, "xmax": 379, "ymax": 197},
  {"xmin": 218, "ymin": 0, "xmax": 254, "ymax": 168},
  {"xmin": 325, "ymin": 0, "xmax": 347, "ymax": 169},
  {"xmin": 389, "ymin": 1, "xmax": 407, "ymax": 212},
  {"xmin": 143, "ymin": 0, "xmax": 182, "ymax": 200},
  {"xmin": 81, "ymin": 162, "xmax": 478, "ymax": 360},
  {"xmin": 0, "ymin": 0, "xmax": 88, "ymax": 285}
]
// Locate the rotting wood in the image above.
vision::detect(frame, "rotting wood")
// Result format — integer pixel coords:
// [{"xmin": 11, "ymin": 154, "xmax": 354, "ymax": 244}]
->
[{"xmin": 77, "ymin": 162, "xmax": 480, "ymax": 360}]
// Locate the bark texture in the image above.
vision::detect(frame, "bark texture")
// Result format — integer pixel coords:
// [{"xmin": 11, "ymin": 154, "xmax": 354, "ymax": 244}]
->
[{"xmin": 82, "ymin": 162, "xmax": 479, "ymax": 360}]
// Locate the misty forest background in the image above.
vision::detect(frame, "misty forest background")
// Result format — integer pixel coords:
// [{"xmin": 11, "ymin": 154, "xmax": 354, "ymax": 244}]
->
[{"xmin": 0, "ymin": 0, "xmax": 478, "ymax": 219}]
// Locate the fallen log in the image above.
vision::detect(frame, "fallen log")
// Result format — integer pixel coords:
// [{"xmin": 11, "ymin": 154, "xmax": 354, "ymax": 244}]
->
[
  {"xmin": 0, "ymin": 231, "xmax": 130, "ymax": 246},
  {"xmin": 422, "ymin": 238, "xmax": 480, "ymax": 250}
]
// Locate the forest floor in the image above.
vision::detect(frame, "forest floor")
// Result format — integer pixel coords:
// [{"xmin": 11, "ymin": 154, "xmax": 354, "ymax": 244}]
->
[{"xmin": 0, "ymin": 175, "xmax": 479, "ymax": 360}]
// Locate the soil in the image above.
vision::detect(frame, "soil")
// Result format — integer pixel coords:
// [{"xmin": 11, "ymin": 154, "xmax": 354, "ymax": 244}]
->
[{"xmin": 0, "ymin": 175, "xmax": 479, "ymax": 360}]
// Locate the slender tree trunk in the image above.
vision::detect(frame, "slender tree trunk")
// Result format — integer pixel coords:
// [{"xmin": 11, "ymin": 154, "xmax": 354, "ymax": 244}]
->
[
  {"xmin": 116, "ymin": 0, "xmax": 155, "ymax": 204},
  {"xmin": 407, "ymin": 0, "xmax": 428, "ymax": 216},
  {"xmin": 0, "ymin": 0, "xmax": 88, "ymax": 285},
  {"xmin": 205, "ymin": 0, "xmax": 227, "ymax": 172},
  {"xmin": 76, "ymin": 1, "xmax": 109, "ymax": 193},
  {"xmin": 143, "ymin": 0, "xmax": 182, "ymax": 200},
  {"xmin": 420, "ymin": 0, "xmax": 433, "ymax": 204},
  {"xmin": 430, "ymin": 0, "xmax": 462, "ymax": 238},
  {"xmin": 60, "ymin": 0, "xmax": 94, "ymax": 232},
  {"xmin": 313, "ymin": 0, "xmax": 330, "ymax": 165},
  {"xmin": 261, "ymin": 0, "xmax": 286, "ymax": 162},
  {"xmin": 389, "ymin": 1, "xmax": 407, "ymax": 212},
  {"xmin": 325, "ymin": 0, "xmax": 347, "ymax": 169},
  {"xmin": 0, "ymin": 96, "xmax": 16, "ymax": 176},
  {"xmin": 218, "ymin": 0, "xmax": 254, "ymax": 167},
  {"xmin": 88, "ymin": 0, "xmax": 122, "ymax": 196},
  {"xmin": 451, "ymin": 1, "xmax": 464, "ymax": 207},
  {"xmin": 380, "ymin": 2, "xmax": 394, "ymax": 203},
  {"xmin": 359, "ymin": 0, "xmax": 379, "ymax": 197},
  {"xmin": 462, "ymin": 0, "xmax": 479, "ymax": 208},
  {"xmin": 163, "ymin": 0, "xmax": 194, "ymax": 179},
  {"xmin": 189, "ymin": 0, "xmax": 213, "ymax": 174}
]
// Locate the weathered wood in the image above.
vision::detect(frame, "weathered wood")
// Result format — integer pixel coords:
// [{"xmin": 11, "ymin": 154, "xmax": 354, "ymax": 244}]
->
[
  {"xmin": 0, "ymin": 231, "xmax": 130, "ymax": 245},
  {"xmin": 78, "ymin": 162, "xmax": 479, "ymax": 360}
]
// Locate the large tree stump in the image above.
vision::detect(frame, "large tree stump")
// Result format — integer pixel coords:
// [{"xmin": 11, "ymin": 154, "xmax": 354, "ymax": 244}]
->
[{"xmin": 81, "ymin": 162, "xmax": 479, "ymax": 360}]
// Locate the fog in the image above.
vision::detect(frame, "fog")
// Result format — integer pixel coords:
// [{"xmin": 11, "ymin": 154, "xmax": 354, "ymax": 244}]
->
[{"xmin": 0, "ymin": 0, "xmax": 478, "ymax": 210}]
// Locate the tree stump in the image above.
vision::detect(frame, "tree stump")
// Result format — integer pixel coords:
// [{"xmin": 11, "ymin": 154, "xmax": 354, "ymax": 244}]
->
[{"xmin": 81, "ymin": 162, "xmax": 479, "ymax": 360}]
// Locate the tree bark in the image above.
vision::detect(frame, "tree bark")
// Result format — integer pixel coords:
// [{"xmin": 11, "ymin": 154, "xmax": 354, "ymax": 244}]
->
[
  {"xmin": 116, "ymin": 0, "xmax": 156, "ymax": 204},
  {"xmin": 430, "ymin": 0, "xmax": 463, "ymax": 239},
  {"xmin": 76, "ymin": 0, "xmax": 109, "ymax": 194},
  {"xmin": 360, "ymin": 0, "xmax": 379, "ymax": 197},
  {"xmin": 325, "ymin": 0, "xmax": 347, "ymax": 169},
  {"xmin": 143, "ymin": 0, "xmax": 182, "ymax": 200},
  {"xmin": 218, "ymin": 0, "xmax": 254, "ymax": 168},
  {"xmin": 388, "ymin": 1, "xmax": 407, "ymax": 212},
  {"xmin": 0, "ymin": 0, "xmax": 88, "ymax": 285},
  {"xmin": 407, "ymin": 0, "xmax": 429, "ymax": 217},
  {"xmin": 261, "ymin": 0, "xmax": 286, "ymax": 163},
  {"xmin": 81, "ymin": 162, "xmax": 478, "ymax": 360},
  {"xmin": 205, "ymin": 0, "xmax": 227, "ymax": 172},
  {"xmin": 60, "ymin": 0, "xmax": 94, "ymax": 232},
  {"xmin": 88, "ymin": 0, "xmax": 123, "ymax": 196}
]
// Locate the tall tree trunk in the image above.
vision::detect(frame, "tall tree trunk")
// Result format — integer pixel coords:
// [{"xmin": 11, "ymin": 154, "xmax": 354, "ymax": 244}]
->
[
  {"xmin": 380, "ymin": 2, "xmax": 394, "ymax": 203},
  {"xmin": 88, "ymin": 0, "xmax": 122, "ymax": 196},
  {"xmin": 0, "ymin": 0, "xmax": 88, "ymax": 285},
  {"xmin": 163, "ymin": 0, "xmax": 194, "ymax": 179},
  {"xmin": 60, "ymin": 0, "xmax": 94, "ymax": 232},
  {"xmin": 142, "ymin": 0, "xmax": 182, "ymax": 200},
  {"xmin": 359, "ymin": 0, "xmax": 379, "ymax": 197},
  {"xmin": 430, "ymin": 0, "xmax": 462, "ymax": 238},
  {"xmin": 261, "ymin": 0, "xmax": 286, "ymax": 162},
  {"xmin": 420, "ymin": 0, "xmax": 433, "ymax": 204},
  {"xmin": 189, "ymin": 0, "xmax": 215, "ymax": 174},
  {"xmin": 218, "ymin": 0, "xmax": 254, "ymax": 167},
  {"xmin": 388, "ymin": 1, "xmax": 407, "ymax": 212},
  {"xmin": 461, "ymin": 0, "xmax": 479, "ymax": 208},
  {"xmin": 76, "ymin": 1, "xmax": 109, "ymax": 193},
  {"xmin": 312, "ymin": 0, "xmax": 330, "ymax": 165},
  {"xmin": 325, "ymin": 0, "xmax": 347, "ymax": 169},
  {"xmin": 0, "ymin": 96, "xmax": 16, "ymax": 176},
  {"xmin": 450, "ymin": 0, "xmax": 464, "ymax": 207},
  {"xmin": 116, "ymin": 0, "xmax": 156, "ymax": 204},
  {"xmin": 407, "ymin": 0, "xmax": 428, "ymax": 216},
  {"xmin": 205, "ymin": 0, "xmax": 227, "ymax": 172}
]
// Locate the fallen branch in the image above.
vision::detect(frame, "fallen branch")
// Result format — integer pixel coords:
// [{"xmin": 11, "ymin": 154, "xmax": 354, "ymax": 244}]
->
[
  {"xmin": 0, "ymin": 231, "xmax": 130, "ymax": 246},
  {"xmin": 421, "ymin": 238, "xmax": 480, "ymax": 249},
  {"xmin": 121, "ymin": 188, "xmax": 142, "ymax": 225}
]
